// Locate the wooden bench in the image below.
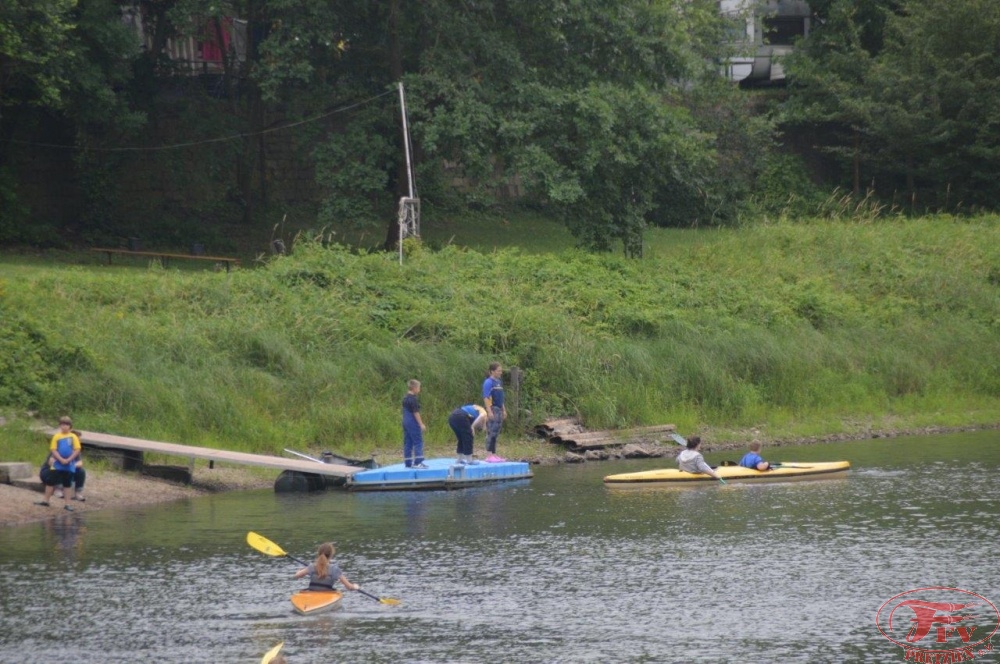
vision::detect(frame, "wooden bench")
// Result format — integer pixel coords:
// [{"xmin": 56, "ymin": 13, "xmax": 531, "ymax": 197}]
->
[{"xmin": 91, "ymin": 248, "xmax": 241, "ymax": 272}]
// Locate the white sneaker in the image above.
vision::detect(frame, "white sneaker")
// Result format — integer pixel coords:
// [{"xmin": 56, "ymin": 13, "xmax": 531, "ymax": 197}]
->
[{"xmin": 55, "ymin": 490, "xmax": 64, "ymax": 499}]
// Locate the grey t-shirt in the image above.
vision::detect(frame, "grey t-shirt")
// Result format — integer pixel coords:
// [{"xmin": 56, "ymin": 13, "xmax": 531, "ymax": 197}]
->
[
  {"xmin": 307, "ymin": 561, "xmax": 343, "ymax": 588},
  {"xmin": 677, "ymin": 449, "xmax": 712, "ymax": 475}
]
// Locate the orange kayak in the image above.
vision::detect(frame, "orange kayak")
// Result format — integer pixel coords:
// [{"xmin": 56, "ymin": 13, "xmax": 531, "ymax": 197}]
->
[{"xmin": 290, "ymin": 589, "xmax": 343, "ymax": 615}]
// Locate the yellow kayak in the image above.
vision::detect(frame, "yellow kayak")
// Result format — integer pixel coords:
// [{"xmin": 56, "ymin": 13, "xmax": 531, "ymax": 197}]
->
[
  {"xmin": 290, "ymin": 589, "xmax": 343, "ymax": 615},
  {"xmin": 604, "ymin": 461, "xmax": 850, "ymax": 486}
]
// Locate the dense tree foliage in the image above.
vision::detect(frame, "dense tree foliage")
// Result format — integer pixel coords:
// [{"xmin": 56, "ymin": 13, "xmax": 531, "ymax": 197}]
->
[
  {"xmin": 401, "ymin": 0, "xmax": 728, "ymax": 254},
  {"xmin": 4, "ymin": 0, "xmax": 1000, "ymax": 252},
  {"xmin": 2, "ymin": 0, "xmax": 750, "ymax": 252},
  {"xmin": 0, "ymin": 0, "xmax": 141, "ymax": 241},
  {"xmin": 783, "ymin": 0, "xmax": 1000, "ymax": 210}
]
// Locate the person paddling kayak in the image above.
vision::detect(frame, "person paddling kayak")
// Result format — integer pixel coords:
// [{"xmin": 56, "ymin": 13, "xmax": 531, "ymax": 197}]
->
[
  {"xmin": 294, "ymin": 542, "xmax": 361, "ymax": 592},
  {"xmin": 677, "ymin": 436, "xmax": 726, "ymax": 484}
]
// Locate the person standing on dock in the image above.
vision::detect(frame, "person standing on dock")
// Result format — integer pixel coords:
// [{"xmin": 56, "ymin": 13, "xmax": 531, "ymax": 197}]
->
[
  {"xmin": 449, "ymin": 404, "xmax": 488, "ymax": 465},
  {"xmin": 482, "ymin": 362, "xmax": 507, "ymax": 462},
  {"xmin": 402, "ymin": 379, "xmax": 428, "ymax": 469}
]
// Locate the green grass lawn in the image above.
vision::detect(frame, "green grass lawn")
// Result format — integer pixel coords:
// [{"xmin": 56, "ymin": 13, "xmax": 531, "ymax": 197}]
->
[{"xmin": 2, "ymin": 212, "xmax": 998, "ymax": 461}]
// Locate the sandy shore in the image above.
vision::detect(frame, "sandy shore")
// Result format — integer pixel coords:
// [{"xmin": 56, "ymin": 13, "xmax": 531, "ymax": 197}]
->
[{"xmin": 0, "ymin": 466, "xmax": 273, "ymax": 529}]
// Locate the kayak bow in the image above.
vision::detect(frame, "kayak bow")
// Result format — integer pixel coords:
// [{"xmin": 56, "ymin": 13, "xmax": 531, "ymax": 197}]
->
[{"xmin": 290, "ymin": 589, "xmax": 343, "ymax": 615}]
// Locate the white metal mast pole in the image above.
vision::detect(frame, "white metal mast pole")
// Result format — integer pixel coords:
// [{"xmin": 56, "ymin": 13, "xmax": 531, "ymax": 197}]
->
[
  {"xmin": 398, "ymin": 82, "xmax": 415, "ymax": 265},
  {"xmin": 399, "ymin": 82, "xmax": 415, "ymax": 199}
]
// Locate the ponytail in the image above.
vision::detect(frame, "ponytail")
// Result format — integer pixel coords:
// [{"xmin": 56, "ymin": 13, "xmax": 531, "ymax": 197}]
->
[{"xmin": 315, "ymin": 542, "xmax": 335, "ymax": 579}]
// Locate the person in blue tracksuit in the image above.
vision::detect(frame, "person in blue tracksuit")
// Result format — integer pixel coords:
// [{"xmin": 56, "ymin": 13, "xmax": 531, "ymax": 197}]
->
[
  {"xmin": 482, "ymin": 362, "xmax": 507, "ymax": 461},
  {"xmin": 402, "ymin": 379, "xmax": 428, "ymax": 468}
]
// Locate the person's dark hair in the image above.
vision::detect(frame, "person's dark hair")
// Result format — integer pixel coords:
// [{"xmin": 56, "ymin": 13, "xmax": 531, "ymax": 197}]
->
[
  {"xmin": 487, "ymin": 362, "xmax": 501, "ymax": 376},
  {"xmin": 686, "ymin": 436, "xmax": 701, "ymax": 450}
]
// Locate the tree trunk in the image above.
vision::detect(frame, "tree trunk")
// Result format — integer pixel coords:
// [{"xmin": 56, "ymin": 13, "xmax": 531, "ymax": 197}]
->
[
  {"xmin": 383, "ymin": 0, "xmax": 405, "ymax": 251},
  {"xmin": 0, "ymin": 58, "xmax": 9, "ymax": 167},
  {"xmin": 906, "ymin": 157, "xmax": 915, "ymax": 212},
  {"xmin": 237, "ymin": 0, "xmax": 263, "ymax": 225},
  {"xmin": 852, "ymin": 129, "xmax": 861, "ymax": 196}
]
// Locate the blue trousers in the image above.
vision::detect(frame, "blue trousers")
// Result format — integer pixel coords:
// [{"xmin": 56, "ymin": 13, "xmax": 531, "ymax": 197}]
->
[
  {"xmin": 449, "ymin": 409, "xmax": 474, "ymax": 456},
  {"xmin": 403, "ymin": 425, "xmax": 424, "ymax": 466}
]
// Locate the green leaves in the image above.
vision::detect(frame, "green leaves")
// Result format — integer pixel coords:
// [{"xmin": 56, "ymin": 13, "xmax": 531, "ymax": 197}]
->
[
  {"xmin": 400, "ymin": 0, "xmax": 727, "ymax": 254},
  {"xmin": 783, "ymin": 0, "xmax": 1000, "ymax": 209},
  {"xmin": 0, "ymin": 0, "xmax": 77, "ymax": 109}
]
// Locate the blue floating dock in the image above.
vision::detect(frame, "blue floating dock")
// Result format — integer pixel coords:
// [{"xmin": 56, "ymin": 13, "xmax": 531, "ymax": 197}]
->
[{"xmin": 345, "ymin": 457, "xmax": 533, "ymax": 491}]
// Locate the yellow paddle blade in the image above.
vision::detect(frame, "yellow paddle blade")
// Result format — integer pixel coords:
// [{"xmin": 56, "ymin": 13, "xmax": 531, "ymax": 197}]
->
[
  {"xmin": 380, "ymin": 597, "xmax": 401, "ymax": 606},
  {"xmin": 261, "ymin": 641, "xmax": 284, "ymax": 664},
  {"xmin": 247, "ymin": 531, "xmax": 288, "ymax": 557}
]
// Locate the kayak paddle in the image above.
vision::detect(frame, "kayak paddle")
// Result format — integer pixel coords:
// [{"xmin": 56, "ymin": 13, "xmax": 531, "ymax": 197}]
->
[
  {"xmin": 669, "ymin": 433, "xmax": 726, "ymax": 484},
  {"xmin": 247, "ymin": 531, "xmax": 308, "ymax": 565},
  {"xmin": 261, "ymin": 642, "xmax": 284, "ymax": 664},
  {"xmin": 357, "ymin": 588, "xmax": 398, "ymax": 605},
  {"xmin": 246, "ymin": 531, "xmax": 401, "ymax": 605}
]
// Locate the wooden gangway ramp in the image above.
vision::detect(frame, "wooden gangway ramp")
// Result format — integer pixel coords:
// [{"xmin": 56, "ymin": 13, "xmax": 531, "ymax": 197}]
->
[{"xmin": 60, "ymin": 429, "xmax": 361, "ymax": 480}]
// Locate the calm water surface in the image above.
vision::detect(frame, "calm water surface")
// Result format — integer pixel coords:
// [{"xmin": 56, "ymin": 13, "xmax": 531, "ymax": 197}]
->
[{"xmin": 1, "ymin": 431, "xmax": 998, "ymax": 663}]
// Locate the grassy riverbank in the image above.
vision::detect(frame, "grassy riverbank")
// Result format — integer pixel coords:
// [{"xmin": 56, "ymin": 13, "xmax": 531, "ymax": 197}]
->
[{"xmin": 2, "ymin": 214, "xmax": 998, "ymax": 462}]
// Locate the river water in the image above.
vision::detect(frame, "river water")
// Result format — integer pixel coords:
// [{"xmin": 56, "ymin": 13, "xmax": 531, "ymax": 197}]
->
[{"xmin": 1, "ymin": 431, "xmax": 998, "ymax": 663}]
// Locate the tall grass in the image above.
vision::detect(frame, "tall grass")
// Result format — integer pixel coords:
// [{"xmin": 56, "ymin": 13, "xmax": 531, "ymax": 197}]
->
[{"xmin": 1, "ymin": 214, "xmax": 998, "ymax": 459}]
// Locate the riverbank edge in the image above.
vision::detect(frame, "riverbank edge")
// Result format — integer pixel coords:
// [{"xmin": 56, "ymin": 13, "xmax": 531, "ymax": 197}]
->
[{"xmin": 4, "ymin": 421, "xmax": 997, "ymax": 529}]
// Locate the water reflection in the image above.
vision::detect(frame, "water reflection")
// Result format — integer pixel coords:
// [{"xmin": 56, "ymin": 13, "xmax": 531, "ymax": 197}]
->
[
  {"xmin": 403, "ymin": 492, "xmax": 429, "ymax": 538},
  {"xmin": 0, "ymin": 431, "xmax": 998, "ymax": 663},
  {"xmin": 43, "ymin": 511, "xmax": 87, "ymax": 559}
]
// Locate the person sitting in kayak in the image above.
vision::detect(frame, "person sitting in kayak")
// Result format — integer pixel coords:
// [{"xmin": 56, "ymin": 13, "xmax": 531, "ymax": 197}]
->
[
  {"xmin": 738, "ymin": 441, "xmax": 772, "ymax": 471},
  {"xmin": 294, "ymin": 542, "xmax": 361, "ymax": 593},
  {"xmin": 677, "ymin": 436, "xmax": 726, "ymax": 484}
]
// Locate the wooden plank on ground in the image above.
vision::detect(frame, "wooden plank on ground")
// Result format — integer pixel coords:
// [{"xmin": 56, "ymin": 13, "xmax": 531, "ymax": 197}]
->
[
  {"xmin": 535, "ymin": 420, "xmax": 676, "ymax": 450},
  {"xmin": 44, "ymin": 429, "xmax": 361, "ymax": 478}
]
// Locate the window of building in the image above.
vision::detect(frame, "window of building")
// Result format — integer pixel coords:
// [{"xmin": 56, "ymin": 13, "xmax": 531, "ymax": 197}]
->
[{"xmin": 762, "ymin": 17, "xmax": 805, "ymax": 45}]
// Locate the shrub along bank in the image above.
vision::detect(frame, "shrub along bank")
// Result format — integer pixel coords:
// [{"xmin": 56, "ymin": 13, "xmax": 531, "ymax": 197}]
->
[{"xmin": 1, "ymin": 215, "xmax": 998, "ymax": 461}]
